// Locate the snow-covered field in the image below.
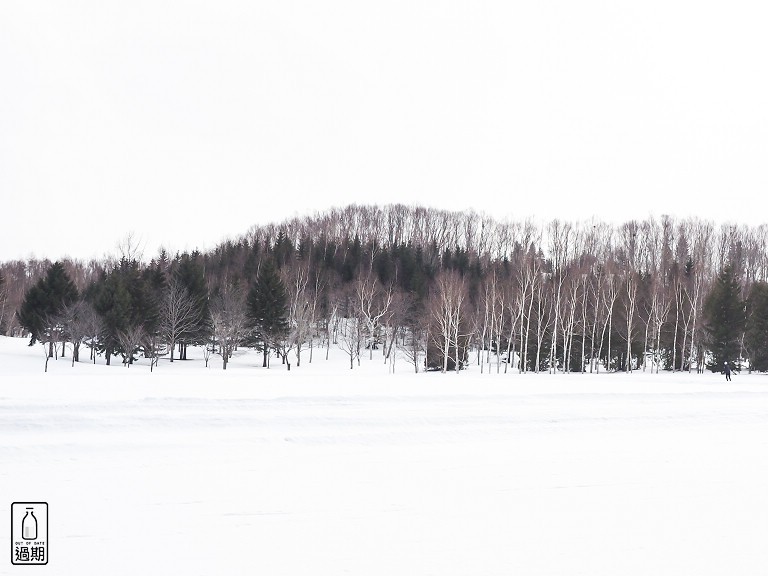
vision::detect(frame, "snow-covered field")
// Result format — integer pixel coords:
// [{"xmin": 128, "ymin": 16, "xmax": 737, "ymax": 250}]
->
[{"xmin": 3, "ymin": 336, "xmax": 768, "ymax": 575}]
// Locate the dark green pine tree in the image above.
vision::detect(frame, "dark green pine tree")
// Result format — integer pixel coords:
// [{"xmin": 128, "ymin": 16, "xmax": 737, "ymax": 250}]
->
[
  {"xmin": 90, "ymin": 267, "xmax": 133, "ymax": 365},
  {"xmin": 703, "ymin": 265, "xmax": 745, "ymax": 372},
  {"xmin": 18, "ymin": 284, "xmax": 48, "ymax": 344},
  {"xmin": 174, "ymin": 252, "xmax": 211, "ymax": 359},
  {"xmin": 272, "ymin": 231, "xmax": 294, "ymax": 268},
  {"xmin": 247, "ymin": 260, "xmax": 289, "ymax": 367},
  {"xmin": 745, "ymin": 282, "xmax": 768, "ymax": 372},
  {"xmin": 89, "ymin": 258, "xmax": 157, "ymax": 365},
  {"xmin": 18, "ymin": 262, "xmax": 79, "ymax": 354},
  {"xmin": 140, "ymin": 261, "xmax": 167, "ymax": 362}
]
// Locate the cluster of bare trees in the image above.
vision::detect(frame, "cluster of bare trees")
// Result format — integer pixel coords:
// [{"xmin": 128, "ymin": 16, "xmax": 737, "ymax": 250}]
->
[
  {"xmin": 209, "ymin": 287, "xmax": 247, "ymax": 370},
  {"xmin": 308, "ymin": 213, "xmax": 766, "ymax": 374},
  {"xmin": 6, "ymin": 206, "xmax": 768, "ymax": 374},
  {"xmin": 239, "ymin": 205, "xmax": 768, "ymax": 276},
  {"xmin": 461, "ymin": 218, "xmax": 715, "ymax": 374},
  {"xmin": 0, "ymin": 259, "xmax": 101, "ymax": 337}
]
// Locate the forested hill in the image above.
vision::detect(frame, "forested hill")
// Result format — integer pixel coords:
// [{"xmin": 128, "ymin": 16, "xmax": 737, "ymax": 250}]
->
[{"xmin": 2, "ymin": 204, "xmax": 768, "ymax": 373}]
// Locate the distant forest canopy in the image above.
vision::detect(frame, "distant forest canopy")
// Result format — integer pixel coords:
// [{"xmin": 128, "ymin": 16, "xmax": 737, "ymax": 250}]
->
[{"xmin": 2, "ymin": 204, "xmax": 768, "ymax": 373}]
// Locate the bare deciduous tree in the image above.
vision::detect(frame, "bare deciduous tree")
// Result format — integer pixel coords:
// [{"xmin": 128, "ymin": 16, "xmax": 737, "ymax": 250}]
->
[
  {"xmin": 399, "ymin": 304, "xmax": 427, "ymax": 373},
  {"xmin": 37, "ymin": 313, "xmax": 65, "ymax": 372},
  {"xmin": 337, "ymin": 316, "xmax": 364, "ymax": 369},
  {"xmin": 117, "ymin": 325, "xmax": 146, "ymax": 367},
  {"xmin": 211, "ymin": 287, "xmax": 248, "ymax": 370},
  {"xmin": 382, "ymin": 289, "xmax": 410, "ymax": 369},
  {"xmin": 356, "ymin": 274, "xmax": 393, "ymax": 360},
  {"xmin": 60, "ymin": 300, "xmax": 100, "ymax": 366},
  {"xmin": 202, "ymin": 334, "xmax": 215, "ymax": 368},
  {"xmin": 161, "ymin": 280, "xmax": 203, "ymax": 362},
  {"xmin": 431, "ymin": 271, "xmax": 468, "ymax": 373},
  {"xmin": 282, "ymin": 264, "xmax": 312, "ymax": 369},
  {"xmin": 546, "ymin": 220, "xmax": 573, "ymax": 373}
]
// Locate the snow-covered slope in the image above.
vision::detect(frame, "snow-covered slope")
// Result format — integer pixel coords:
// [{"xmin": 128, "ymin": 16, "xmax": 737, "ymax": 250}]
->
[{"xmin": 2, "ymin": 336, "xmax": 768, "ymax": 575}]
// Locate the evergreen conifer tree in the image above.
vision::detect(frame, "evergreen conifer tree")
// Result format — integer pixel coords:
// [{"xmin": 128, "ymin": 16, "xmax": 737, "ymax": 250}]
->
[
  {"xmin": 174, "ymin": 252, "xmax": 211, "ymax": 359},
  {"xmin": 745, "ymin": 282, "xmax": 768, "ymax": 372},
  {"xmin": 90, "ymin": 268, "xmax": 132, "ymax": 365},
  {"xmin": 18, "ymin": 262, "xmax": 79, "ymax": 352},
  {"xmin": 89, "ymin": 258, "xmax": 156, "ymax": 365},
  {"xmin": 247, "ymin": 260, "xmax": 288, "ymax": 367},
  {"xmin": 703, "ymin": 265, "xmax": 745, "ymax": 371}
]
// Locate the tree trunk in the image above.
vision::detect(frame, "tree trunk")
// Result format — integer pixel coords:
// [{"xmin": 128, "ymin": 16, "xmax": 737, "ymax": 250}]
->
[
  {"xmin": 655, "ymin": 325, "xmax": 662, "ymax": 373},
  {"xmin": 523, "ymin": 302, "xmax": 532, "ymax": 373},
  {"xmin": 672, "ymin": 291, "xmax": 680, "ymax": 373},
  {"xmin": 590, "ymin": 290, "xmax": 599, "ymax": 373},
  {"xmin": 607, "ymin": 313, "xmax": 612, "ymax": 372},
  {"xmin": 642, "ymin": 318, "xmax": 650, "ymax": 372},
  {"xmin": 688, "ymin": 287, "xmax": 699, "ymax": 373}
]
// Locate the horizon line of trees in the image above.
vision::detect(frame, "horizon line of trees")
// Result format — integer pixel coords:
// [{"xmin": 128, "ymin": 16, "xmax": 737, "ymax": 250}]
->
[{"xmin": 3, "ymin": 205, "xmax": 768, "ymax": 374}]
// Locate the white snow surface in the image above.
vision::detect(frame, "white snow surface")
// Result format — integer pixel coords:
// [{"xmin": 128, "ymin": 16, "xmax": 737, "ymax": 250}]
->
[{"xmin": 2, "ymin": 336, "xmax": 768, "ymax": 575}]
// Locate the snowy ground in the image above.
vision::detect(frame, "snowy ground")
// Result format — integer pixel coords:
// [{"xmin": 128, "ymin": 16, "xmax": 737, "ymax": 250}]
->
[{"xmin": 3, "ymin": 336, "xmax": 768, "ymax": 575}]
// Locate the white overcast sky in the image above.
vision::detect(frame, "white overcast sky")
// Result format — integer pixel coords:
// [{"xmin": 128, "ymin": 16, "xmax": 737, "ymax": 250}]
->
[{"xmin": 1, "ymin": 0, "xmax": 767, "ymax": 262}]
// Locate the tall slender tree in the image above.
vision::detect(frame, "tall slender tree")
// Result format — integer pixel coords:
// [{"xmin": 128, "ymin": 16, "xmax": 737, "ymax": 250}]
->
[
  {"xmin": 247, "ymin": 260, "xmax": 289, "ymax": 367},
  {"xmin": 703, "ymin": 265, "xmax": 745, "ymax": 371},
  {"xmin": 174, "ymin": 252, "xmax": 210, "ymax": 359}
]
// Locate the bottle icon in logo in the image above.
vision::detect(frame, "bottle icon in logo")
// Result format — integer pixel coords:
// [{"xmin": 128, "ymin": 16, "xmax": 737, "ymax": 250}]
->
[{"xmin": 22, "ymin": 508, "xmax": 37, "ymax": 540}]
